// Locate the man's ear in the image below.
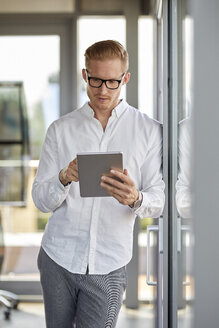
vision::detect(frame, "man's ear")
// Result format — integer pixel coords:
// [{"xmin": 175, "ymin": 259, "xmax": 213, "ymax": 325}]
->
[
  {"xmin": 123, "ymin": 72, "xmax": 131, "ymax": 85},
  {"xmin": 82, "ymin": 68, "xmax": 87, "ymax": 82}
]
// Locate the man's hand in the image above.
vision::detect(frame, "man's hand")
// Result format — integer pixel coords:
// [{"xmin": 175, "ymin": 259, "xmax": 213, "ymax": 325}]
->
[
  {"xmin": 59, "ymin": 158, "xmax": 79, "ymax": 186},
  {"xmin": 100, "ymin": 168, "xmax": 139, "ymax": 206}
]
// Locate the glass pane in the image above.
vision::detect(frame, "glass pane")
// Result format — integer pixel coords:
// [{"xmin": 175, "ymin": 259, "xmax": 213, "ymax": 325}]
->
[
  {"xmin": 0, "ymin": 36, "xmax": 60, "ymax": 159},
  {"xmin": 78, "ymin": 17, "xmax": 159, "ymax": 327},
  {"xmin": 78, "ymin": 16, "xmax": 126, "ymax": 106},
  {"xmin": 138, "ymin": 16, "xmax": 160, "ymax": 328},
  {"xmin": 176, "ymin": 2, "xmax": 194, "ymax": 326},
  {"xmin": 0, "ymin": 86, "xmax": 22, "ymax": 141},
  {"xmin": 0, "ymin": 36, "xmax": 60, "ymax": 283},
  {"xmin": 0, "ymin": 145, "xmax": 24, "ymax": 203},
  {"xmin": 0, "ymin": 82, "xmax": 30, "ymax": 205}
]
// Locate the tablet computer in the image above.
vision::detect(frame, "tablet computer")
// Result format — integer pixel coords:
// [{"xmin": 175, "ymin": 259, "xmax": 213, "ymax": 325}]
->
[{"xmin": 77, "ymin": 152, "xmax": 123, "ymax": 197}]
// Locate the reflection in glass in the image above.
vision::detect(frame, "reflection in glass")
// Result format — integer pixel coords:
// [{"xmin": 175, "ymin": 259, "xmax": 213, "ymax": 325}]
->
[
  {"xmin": 176, "ymin": 8, "xmax": 194, "ymax": 328},
  {"xmin": 176, "ymin": 117, "xmax": 192, "ymax": 219},
  {"xmin": 176, "ymin": 116, "xmax": 194, "ymax": 328}
]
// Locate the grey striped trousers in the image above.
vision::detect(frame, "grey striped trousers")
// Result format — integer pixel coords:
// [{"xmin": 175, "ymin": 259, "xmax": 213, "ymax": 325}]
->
[{"xmin": 37, "ymin": 247, "xmax": 127, "ymax": 328}]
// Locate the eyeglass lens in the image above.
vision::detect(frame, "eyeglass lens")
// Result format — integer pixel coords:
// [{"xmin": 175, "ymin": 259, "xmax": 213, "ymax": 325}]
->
[{"xmin": 89, "ymin": 78, "xmax": 120, "ymax": 89}]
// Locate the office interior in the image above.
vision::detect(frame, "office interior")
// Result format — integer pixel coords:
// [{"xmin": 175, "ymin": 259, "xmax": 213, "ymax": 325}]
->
[{"xmin": 0, "ymin": 0, "xmax": 218, "ymax": 327}]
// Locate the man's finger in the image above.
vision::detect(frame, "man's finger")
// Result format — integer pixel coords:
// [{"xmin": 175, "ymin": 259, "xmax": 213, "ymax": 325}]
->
[
  {"xmin": 101, "ymin": 175, "xmax": 127, "ymax": 191},
  {"xmin": 100, "ymin": 181, "xmax": 134, "ymax": 202},
  {"xmin": 108, "ymin": 169, "xmax": 135, "ymax": 187},
  {"xmin": 69, "ymin": 159, "xmax": 78, "ymax": 171}
]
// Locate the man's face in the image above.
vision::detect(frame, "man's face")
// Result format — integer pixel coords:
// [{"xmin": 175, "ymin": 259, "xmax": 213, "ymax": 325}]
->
[{"xmin": 82, "ymin": 58, "xmax": 130, "ymax": 113}]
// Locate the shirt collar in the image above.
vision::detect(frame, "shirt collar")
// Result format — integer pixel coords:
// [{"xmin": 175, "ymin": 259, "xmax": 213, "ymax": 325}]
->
[
  {"xmin": 80, "ymin": 99, "xmax": 128, "ymax": 119},
  {"xmin": 113, "ymin": 99, "xmax": 128, "ymax": 117}
]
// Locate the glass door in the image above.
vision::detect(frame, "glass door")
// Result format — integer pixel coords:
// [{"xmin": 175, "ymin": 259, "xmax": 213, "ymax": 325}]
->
[
  {"xmin": 139, "ymin": 7, "xmax": 165, "ymax": 328},
  {"xmin": 176, "ymin": 1, "xmax": 194, "ymax": 327},
  {"xmin": 78, "ymin": 12, "xmax": 165, "ymax": 328},
  {"xmin": 167, "ymin": 0, "xmax": 194, "ymax": 327},
  {"xmin": 0, "ymin": 35, "xmax": 60, "ymax": 295},
  {"xmin": 0, "ymin": 20, "xmax": 73, "ymax": 296}
]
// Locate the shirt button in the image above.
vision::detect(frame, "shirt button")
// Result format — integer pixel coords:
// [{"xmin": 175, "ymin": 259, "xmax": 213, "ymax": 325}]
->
[{"xmin": 100, "ymin": 142, "xmax": 107, "ymax": 151}]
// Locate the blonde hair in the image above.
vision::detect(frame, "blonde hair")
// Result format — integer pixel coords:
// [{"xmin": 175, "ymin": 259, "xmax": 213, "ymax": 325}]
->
[{"xmin": 84, "ymin": 40, "xmax": 129, "ymax": 71}]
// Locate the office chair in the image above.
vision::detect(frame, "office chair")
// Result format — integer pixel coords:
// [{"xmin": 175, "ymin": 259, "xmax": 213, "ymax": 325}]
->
[
  {"xmin": 0, "ymin": 224, "xmax": 19, "ymax": 319},
  {"xmin": 0, "ymin": 289, "xmax": 19, "ymax": 320}
]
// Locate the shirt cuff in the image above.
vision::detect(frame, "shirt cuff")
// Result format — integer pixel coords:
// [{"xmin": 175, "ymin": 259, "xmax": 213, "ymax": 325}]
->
[{"xmin": 56, "ymin": 174, "xmax": 72, "ymax": 191}]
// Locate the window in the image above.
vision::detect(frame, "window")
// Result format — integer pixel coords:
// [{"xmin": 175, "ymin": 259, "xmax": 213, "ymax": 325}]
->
[
  {"xmin": 138, "ymin": 17, "xmax": 155, "ymax": 118},
  {"xmin": 0, "ymin": 35, "xmax": 60, "ymax": 284},
  {"xmin": 78, "ymin": 16, "xmax": 126, "ymax": 106}
]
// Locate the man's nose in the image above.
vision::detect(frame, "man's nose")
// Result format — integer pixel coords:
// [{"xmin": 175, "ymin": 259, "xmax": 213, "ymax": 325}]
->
[{"xmin": 99, "ymin": 81, "xmax": 108, "ymax": 92}]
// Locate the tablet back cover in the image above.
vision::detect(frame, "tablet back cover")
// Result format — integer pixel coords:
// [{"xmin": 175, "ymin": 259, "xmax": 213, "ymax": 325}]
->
[{"xmin": 77, "ymin": 152, "xmax": 123, "ymax": 197}]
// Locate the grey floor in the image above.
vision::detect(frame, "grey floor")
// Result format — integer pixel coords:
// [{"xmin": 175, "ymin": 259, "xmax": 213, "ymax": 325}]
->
[{"xmin": 0, "ymin": 302, "xmax": 154, "ymax": 328}]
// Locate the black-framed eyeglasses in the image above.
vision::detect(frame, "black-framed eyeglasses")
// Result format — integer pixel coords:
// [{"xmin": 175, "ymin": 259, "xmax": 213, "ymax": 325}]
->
[{"xmin": 86, "ymin": 70, "xmax": 126, "ymax": 90}]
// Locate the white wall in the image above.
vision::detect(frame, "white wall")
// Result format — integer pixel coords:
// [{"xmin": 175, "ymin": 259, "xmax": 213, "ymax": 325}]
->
[{"xmin": 192, "ymin": 0, "xmax": 219, "ymax": 327}]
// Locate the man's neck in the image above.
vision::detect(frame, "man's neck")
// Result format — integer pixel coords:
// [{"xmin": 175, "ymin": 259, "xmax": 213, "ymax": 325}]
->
[
  {"xmin": 89, "ymin": 100, "xmax": 121, "ymax": 131},
  {"xmin": 94, "ymin": 110, "xmax": 112, "ymax": 131}
]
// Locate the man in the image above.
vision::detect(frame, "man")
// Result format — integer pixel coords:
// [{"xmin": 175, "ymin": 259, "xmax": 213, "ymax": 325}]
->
[
  {"xmin": 176, "ymin": 117, "xmax": 193, "ymax": 218},
  {"xmin": 32, "ymin": 40, "xmax": 165, "ymax": 328}
]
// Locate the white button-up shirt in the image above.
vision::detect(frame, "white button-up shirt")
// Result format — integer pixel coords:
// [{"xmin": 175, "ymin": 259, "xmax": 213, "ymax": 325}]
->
[
  {"xmin": 176, "ymin": 117, "xmax": 193, "ymax": 219},
  {"xmin": 32, "ymin": 100, "xmax": 165, "ymax": 274}
]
